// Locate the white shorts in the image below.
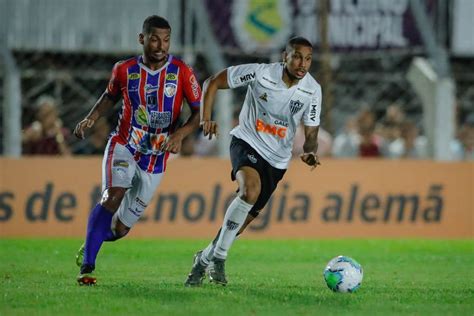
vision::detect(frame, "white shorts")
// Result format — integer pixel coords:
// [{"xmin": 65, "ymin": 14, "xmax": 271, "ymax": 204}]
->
[{"xmin": 102, "ymin": 138, "xmax": 164, "ymax": 228}]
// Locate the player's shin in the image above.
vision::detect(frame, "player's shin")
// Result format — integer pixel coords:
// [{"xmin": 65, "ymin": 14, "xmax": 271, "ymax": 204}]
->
[
  {"xmin": 82, "ymin": 204, "xmax": 115, "ymax": 270},
  {"xmin": 213, "ymin": 197, "xmax": 253, "ymax": 260}
]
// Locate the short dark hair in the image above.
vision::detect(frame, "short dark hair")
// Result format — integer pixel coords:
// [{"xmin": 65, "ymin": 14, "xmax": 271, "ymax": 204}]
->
[
  {"xmin": 142, "ymin": 15, "xmax": 171, "ymax": 34},
  {"xmin": 286, "ymin": 36, "xmax": 313, "ymax": 52}
]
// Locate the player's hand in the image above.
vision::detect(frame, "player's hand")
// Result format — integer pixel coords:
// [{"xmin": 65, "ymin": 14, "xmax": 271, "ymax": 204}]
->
[
  {"xmin": 300, "ymin": 152, "xmax": 321, "ymax": 171},
  {"xmin": 74, "ymin": 118, "xmax": 95, "ymax": 139},
  {"xmin": 160, "ymin": 132, "xmax": 183, "ymax": 154},
  {"xmin": 200, "ymin": 120, "xmax": 218, "ymax": 140}
]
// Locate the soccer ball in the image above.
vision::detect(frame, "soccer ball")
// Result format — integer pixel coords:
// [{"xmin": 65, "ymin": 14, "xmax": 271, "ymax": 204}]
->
[{"xmin": 323, "ymin": 256, "xmax": 363, "ymax": 293}]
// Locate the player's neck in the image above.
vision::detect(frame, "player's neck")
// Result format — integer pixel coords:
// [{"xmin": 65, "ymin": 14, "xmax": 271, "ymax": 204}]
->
[
  {"xmin": 282, "ymin": 67, "xmax": 300, "ymax": 88},
  {"xmin": 142, "ymin": 55, "xmax": 168, "ymax": 71}
]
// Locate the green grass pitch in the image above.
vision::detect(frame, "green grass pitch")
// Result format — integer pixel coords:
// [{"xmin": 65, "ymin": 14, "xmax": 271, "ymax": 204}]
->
[{"xmin": 1, "ymin": 239, "xmax": 472, "ymax": 315}]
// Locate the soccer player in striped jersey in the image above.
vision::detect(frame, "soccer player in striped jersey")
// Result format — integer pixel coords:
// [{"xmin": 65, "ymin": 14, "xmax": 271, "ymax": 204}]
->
[
  {"xmin": 185, "ymin": 37, "xmax": 321, "ymax": 287},
  {"xmin": 74, "ymin": 15, "xmax": 202, "ymax": 285}
]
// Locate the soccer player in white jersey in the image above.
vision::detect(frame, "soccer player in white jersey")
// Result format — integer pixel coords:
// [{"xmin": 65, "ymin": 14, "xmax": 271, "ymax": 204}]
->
[{"xmin": 185, "ymin": 37, "xmax": 321, "ymax": 286}]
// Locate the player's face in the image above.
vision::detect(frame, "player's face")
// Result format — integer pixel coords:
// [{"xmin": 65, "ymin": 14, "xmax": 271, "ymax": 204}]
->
[
  {"xmin": 140, "ymin": 27, "xmax": 171, "ymax": 64},
  {"xmin": 284, "ymin": 45, "xmax": 313, "ymax": 80}
]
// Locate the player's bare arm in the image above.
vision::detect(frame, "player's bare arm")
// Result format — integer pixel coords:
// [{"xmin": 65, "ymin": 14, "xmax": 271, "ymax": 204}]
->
[
  {"xmin": 74, "ymin": 93, "xmax": 116, "ymax": 139},
  {"xmin": 301, "ymin": 125, "xmax": 321, "ymax": 170},
  {"xmin": 200, "ymin": 69, "xmax": 230, "ymax": 139},
  {"xmin": 162, "ymin": 109, "xmax": 200, "ymax": 153}
]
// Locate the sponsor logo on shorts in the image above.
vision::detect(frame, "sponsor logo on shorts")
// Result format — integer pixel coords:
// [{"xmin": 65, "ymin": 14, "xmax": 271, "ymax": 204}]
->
[
  {"xmin": 128, "ymin": 207, "xmax": 142, "ymax": 217},
  {"xmin": 226, "ymin": 220, "xmax": 239, "ymax": 230},
  {"xmin": 289, "ymin": 99, "xmax": 304, "ymax": 115},
  {"xmin": 113, "ymin": 160, "xmax": 129, "ymax": 167},
  {"xmin": 135, "ymin": 197, "xmax": 147, "ymax": 208},
  {"xmin": 255, "ymin": 118, "xmax": 287, "ymax": 138},
  {"xmin": 247, "ymin": 154, "xmax": 257, "ymax": 164}
]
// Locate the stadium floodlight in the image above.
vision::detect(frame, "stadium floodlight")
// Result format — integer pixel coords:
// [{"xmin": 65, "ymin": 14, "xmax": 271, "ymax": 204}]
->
[{"xmin": 407, "ymin": 57, "xmax": 455, "ymax": 160}]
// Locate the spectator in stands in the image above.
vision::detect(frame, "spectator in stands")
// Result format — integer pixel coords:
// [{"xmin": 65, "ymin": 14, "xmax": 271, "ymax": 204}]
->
[
  {"xmin": 22, "ymin": 95, "xmax": 71, "ymax": 155},
  {"xmin": 376, "ymin": 104, "xmax": 404, "ymax": 156},
  {"xmin": 73, "ymin": 117, "xmax": 111, "ymax": 155},
  {"xmin": 451, "ymin": 113, "xmax": 474, "ymax": 160},
  {"xmin": 387, "ymin": 120, "xmax": 428, "ymax": 159},
  {"xmin": 332, "ymin": 116, "xmax": 359, "ymax": 158},
  {"xmin": 357, "ymin": 108, "xmax": 381, "ymax": 157}
]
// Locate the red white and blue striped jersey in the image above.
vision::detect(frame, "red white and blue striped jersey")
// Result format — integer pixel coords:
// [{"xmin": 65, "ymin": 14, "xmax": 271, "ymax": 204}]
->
[{"xmin": 105, "ymin": 55, "xmax": 201, "ymax": 174}]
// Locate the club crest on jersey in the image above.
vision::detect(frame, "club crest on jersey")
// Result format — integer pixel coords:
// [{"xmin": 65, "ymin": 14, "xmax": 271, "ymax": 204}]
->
[
  {"xmin": 289, "ymin": 99, "xmax": 304, "ymax": 115},
  {"xmin": 259, "ymin": 93, "xmax": 268, "ymax": 102},
  {"xmin": 164, "ymin": 83, "xmax": 177, "ymax": 97}
]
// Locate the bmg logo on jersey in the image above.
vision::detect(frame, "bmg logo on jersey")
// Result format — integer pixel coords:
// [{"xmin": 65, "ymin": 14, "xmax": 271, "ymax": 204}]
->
[
  {"xmin": 289, "ymin": 100, "xmax": 304, "ymax": 115},
  {"xmin": 255, "ymin": 118, "xmax": 287, "ymax": 138}
]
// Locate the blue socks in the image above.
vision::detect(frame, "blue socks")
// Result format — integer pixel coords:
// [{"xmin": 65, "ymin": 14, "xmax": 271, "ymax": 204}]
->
[{"xmin": 82, "ymin": 204, "xmax": 115, "ymax": 268}]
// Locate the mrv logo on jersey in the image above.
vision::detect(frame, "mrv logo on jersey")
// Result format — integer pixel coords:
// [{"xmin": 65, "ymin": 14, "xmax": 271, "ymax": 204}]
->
[{"xmin": 239, "ymin": 72, "xmax": 255, "ymax": 83}]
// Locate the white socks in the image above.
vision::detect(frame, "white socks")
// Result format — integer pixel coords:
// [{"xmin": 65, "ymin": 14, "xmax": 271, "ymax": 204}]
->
[
  {"xmin": 201, "ymin": 241, "xmax": 215, "ymax": 265},
  {"xmin": 208, "ymin": 196, "xmax": 253, "ymax": 261}
]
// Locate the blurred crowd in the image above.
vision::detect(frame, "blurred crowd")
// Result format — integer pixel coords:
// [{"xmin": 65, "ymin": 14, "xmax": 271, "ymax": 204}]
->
[{"xmin": 22, "ymin": 95, "xmax": 473, "ymax": 161}]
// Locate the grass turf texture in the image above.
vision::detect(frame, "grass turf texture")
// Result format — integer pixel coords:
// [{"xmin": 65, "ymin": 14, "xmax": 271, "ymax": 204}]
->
[{"xmin": 1, "ymin": 239, "xmax": 472, "ymax": 315}]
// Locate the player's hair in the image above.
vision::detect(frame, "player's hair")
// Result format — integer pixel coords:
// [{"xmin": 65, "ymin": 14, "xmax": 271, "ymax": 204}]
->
[
  {"xmin": 142, "ymin": 15, "xmax": 171, "ymax": 34},
  {"xmin": 285, "ymin": 36, "xmax": 313, "ymax": 52}
]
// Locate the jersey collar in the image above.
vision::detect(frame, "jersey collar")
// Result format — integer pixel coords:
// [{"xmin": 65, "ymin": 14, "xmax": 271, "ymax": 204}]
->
[{"xmin": 138, "ymin": 55, "xmax": 172, "ymax": 75}]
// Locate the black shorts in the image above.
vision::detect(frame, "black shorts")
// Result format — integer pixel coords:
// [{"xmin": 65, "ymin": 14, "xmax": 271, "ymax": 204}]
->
[{"xmin": 229, "ymin": 136, "xmax": 286, "ymax": 218}]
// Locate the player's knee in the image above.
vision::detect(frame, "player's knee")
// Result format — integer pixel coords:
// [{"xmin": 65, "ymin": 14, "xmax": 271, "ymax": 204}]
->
[
  {"xmin": 239, "ymin": 181, "xmax": 260, "ymax": 204},
  {"xmin": 100, "ymin": 188, "xmax": 126, "ymax": 211}
]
